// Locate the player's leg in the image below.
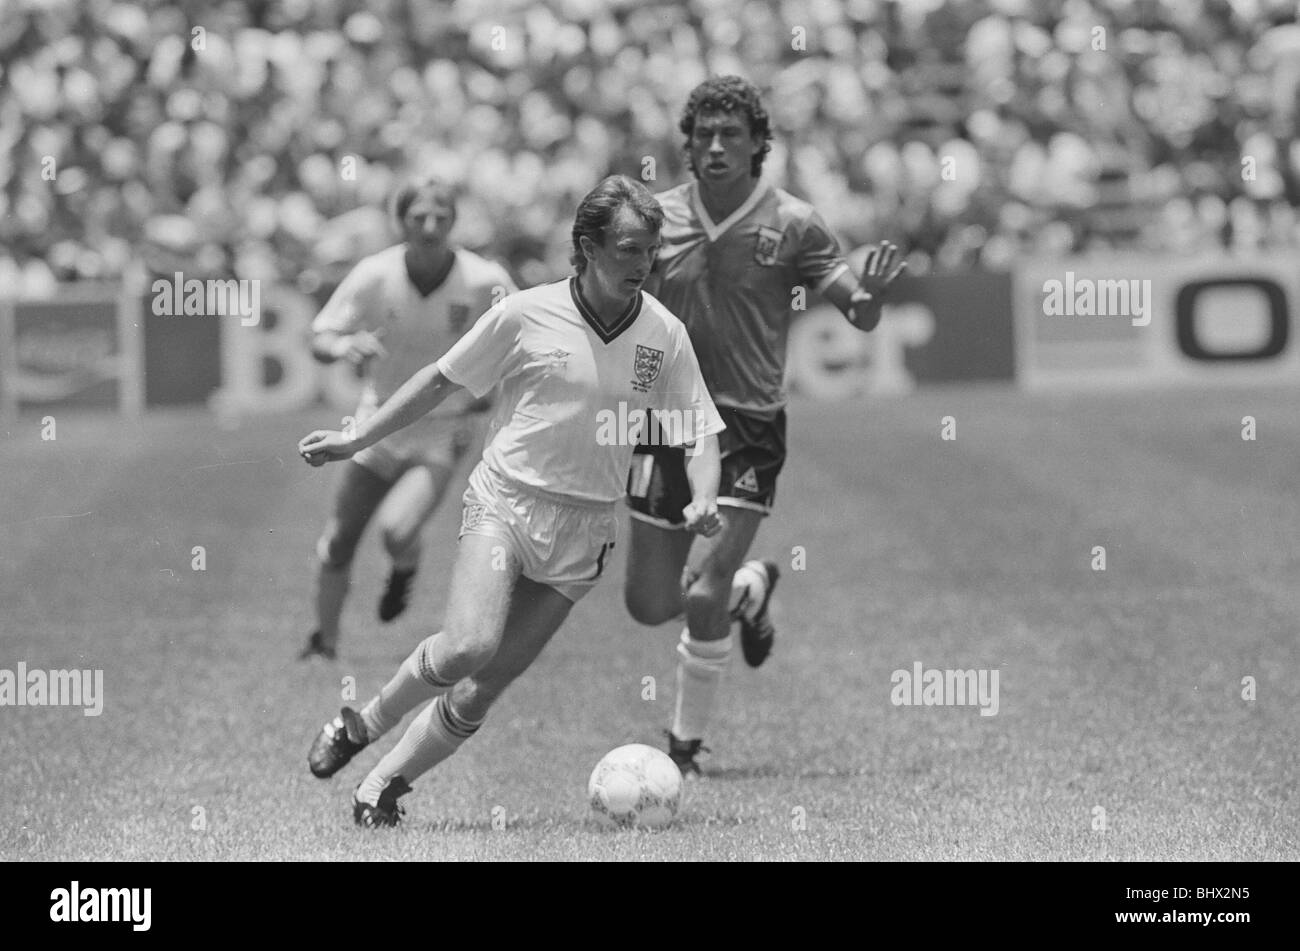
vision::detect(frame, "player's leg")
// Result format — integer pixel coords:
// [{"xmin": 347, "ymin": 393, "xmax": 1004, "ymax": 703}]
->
[
  {"xmin": 302, "ymin": 460, "xmax": 392, "ymax": 659},
  {"xmin": 309, "ymin": 459, "xmax": 510, "ymax": 779},
  {"xmin": 374, "ymin": 419, "xmax": 479, "ymax": 622},
  {"xmin": 344, "ymin": 530, "xmax": 521, "ymax": 820},
  {"xmin": 624, "ymin": 518, "xmax": 694, "ymax": 624},
  {"xmin": 669, "ymin": 507, "xmax": 765, "ymax": 772},
  {"xmin": 448, "ymin": 489, "xmax": 611, "ymax": 724},
  {"xmin": 375, "ymin": 521, "xmax": 522, "ymax": 718},
  {"xmin": 624, "ymin": 442, "xmax": 769, "ymax": 627},
  {"xmin": 352, "ymin": 574, "xmax": 574, "ymax": 826},
  {"xmin": 373, "ymin": 462, "xmax": 451, "ymax": 621},
  {"xmin": 307, "ymin": 527, "xmax": 519, "ymax": 779},
  {"xmin": 624, "ymin": 445, "xmax": 694, "ymax": 624},
  {"xmin": 345, "ymin": 480, "xmax": 610, "ymax": 825},
  {"xmin": 450, "ymin": 577, "xmax": 573, "ymax": 721},
  {"xmin": 357, "ymin": 577, "xmax": 572, "ymax": 813},
  {"xmin": 626, "ymin": 513, "xmax": 773, "ymax": 628},
  {"xmin": 723, "ymin": 409, "xmax": 788, "ymax": 667},
  {"xmin": 732, "ymin": 556, "xmax": 780, "ymax": 665},
  {"xmin": 669, "ymin": 412, "xmax": 787, "ymax": 767}
]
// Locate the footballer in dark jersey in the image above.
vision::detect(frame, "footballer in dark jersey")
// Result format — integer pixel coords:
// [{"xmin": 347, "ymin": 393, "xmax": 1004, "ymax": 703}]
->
[{"xmin": 624, "ymin": 77, "xmax": 908, "ymax": 774}]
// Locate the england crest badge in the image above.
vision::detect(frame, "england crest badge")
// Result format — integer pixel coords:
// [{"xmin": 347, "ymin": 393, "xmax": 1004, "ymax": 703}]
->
[{"xmin": 633, "ymin": 345, "xmax": 664, "ymax": 392}]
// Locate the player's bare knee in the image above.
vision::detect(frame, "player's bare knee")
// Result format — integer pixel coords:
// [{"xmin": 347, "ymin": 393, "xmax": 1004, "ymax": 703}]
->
[
  {"xmin": 436, "ymin": 629, "xmax": 499, "ymax": 679},
  {"xmin": 683, "ymin": 567, "xmax": 731, "ymax": 615},
  {"xmin": 684, "ymin": 563, "xmax": 730, "ymax": 601},
  {"xmin": 316, "ymin": 524, "xmax": 359, "ymax": 568},
  {"xmin": 450, "ymin": 678, "xmax": 502, "ymax": 724},
  {"xmin": 380, "ymin": 524, "xmax": 419, "ymax": 560}
]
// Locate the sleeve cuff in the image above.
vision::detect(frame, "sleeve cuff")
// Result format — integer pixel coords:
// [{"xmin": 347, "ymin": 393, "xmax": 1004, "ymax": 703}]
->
[
  {"xmin": 436, "ymin": 358, "xmax": 488, "ymax": 399},
  {"xmin": 694, "ymin": 415, "xmax": 727, "ymax": 440},
  {"xmin": 814, "ymin": 261, "xmax": 851, "ymax": 294}
]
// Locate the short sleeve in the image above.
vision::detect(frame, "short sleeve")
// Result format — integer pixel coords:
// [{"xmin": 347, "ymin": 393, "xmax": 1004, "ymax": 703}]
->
[
  {"xmin": 435, "ymin": 298, "xmax": 520, "ymax": 399},
  {"xmin": 653, "ymin": 324, "xmax": 725, "ymax": 446},
  {"xmin": 492, "ymin": 265, "xmax": 520, "ymax": 299},
  {"xmin": 795, "ymin": 209, "xmax": 849, "ymax": 293},
  {"xmin": 312, "ymin": 258, "xmax": 381, "ymax": 335}
]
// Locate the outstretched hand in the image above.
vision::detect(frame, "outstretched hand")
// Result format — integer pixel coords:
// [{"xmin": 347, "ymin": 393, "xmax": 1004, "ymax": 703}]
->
[
  {"xmin": 298, "ymin": 430, "xmax": 356, "ymax": 467},
  {"xmin": 858, "ymin": 241, "xmax": 907, "ymax": 299},
  {"xmin": 339, "ymin": 330, "xmax": 387, "ymax": 368}
]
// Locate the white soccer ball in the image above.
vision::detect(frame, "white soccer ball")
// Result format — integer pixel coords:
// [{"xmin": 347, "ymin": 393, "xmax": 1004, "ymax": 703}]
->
[{"xmin": 587, "ymin": 743, "xmax": 683, "ymax": 830}]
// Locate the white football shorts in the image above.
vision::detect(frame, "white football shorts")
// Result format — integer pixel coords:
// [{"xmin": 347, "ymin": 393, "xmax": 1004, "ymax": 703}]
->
[{"xmin": 458, "ymin": 462, "xmax": 617, "ymax": 603}]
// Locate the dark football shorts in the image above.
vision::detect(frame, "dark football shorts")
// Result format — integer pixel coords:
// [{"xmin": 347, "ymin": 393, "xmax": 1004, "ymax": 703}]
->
[{"xmin": 626, "ymin": 406, "xmax": 786, "ymax": 528}]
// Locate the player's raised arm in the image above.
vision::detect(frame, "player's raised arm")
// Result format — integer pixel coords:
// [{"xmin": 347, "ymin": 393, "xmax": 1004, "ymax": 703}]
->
[
  {"xmin": 822, "ymin": 240, "xmax": 908, "ymax": 332},
  {"xmin": 298, "ymin": 363, "xmax": 463, "ymax": 465}
]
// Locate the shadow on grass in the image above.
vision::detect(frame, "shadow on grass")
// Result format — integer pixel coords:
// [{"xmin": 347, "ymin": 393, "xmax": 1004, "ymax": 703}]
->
[
  {"xmin": 418, "ymin": 816, "xmax": 575, "ymax": 833},
  {"xmin": 703, "ymin": 764, "xmax": 868, "ymax": 780},
  {"xmin": 409, "ymin": 811, "xmax": 756, "ymax": 834}
]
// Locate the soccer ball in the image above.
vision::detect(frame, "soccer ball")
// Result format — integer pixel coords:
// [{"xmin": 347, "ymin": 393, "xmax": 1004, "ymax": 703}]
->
[{"xmin": 587, "ymin": 743, "xmax": 683, "ymax": 830}]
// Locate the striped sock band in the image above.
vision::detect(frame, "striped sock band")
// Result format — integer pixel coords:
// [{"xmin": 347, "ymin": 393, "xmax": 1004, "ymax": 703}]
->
[
  {"xmin": 357, "ymin": 695, "xmax": 484, "ymax": 803},
  {"xmin": 360, "ymin": 635, "xmax": 454, "ymax": 741},
  {"xmin": 435, "ymin": 694, "xmax": 483, "ymax": 741},
  {"xmin": 417, "ymin": 638, "xmax": 456, "ymax": 689}
]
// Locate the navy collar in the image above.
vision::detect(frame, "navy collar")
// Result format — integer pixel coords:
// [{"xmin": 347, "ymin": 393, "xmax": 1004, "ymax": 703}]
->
[
  {"xmin": 570, "ymin": 277, "xmax": 642, "ymax": 344},
  {"xmin": 405, "ymin": 247, "xmax": 456, "ymax": 298}
]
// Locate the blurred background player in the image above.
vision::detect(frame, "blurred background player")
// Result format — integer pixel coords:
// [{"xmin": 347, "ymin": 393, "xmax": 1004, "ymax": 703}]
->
[
  {"xmin": 625, "ymin": 76, "xmax": 909, "ymax": 773},
  {"xmin": 300, "ymin": 175, "xmax": 517, "ymax": 660},
  {"xmin": 298, "ymin": 175, "xmax": 726, "ymax": 826}
]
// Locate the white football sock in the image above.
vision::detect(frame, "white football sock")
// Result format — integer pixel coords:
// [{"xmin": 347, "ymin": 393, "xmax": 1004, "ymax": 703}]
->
[
  {"xmin": 671, "ymin": 629, "xmax": 733, "ymax": 741},
  {"xmin": 359, "ymin": 635, "xmax": 454, "ymax": 741},
  {"xmin": 356, "ymin": 695, "xmax": 482, "ymax": 804}
]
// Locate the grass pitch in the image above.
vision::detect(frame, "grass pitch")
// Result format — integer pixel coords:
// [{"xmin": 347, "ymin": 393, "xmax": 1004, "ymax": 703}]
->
[{"xmin": 2, "ymin": 386, "xmax": 1296, "ymax": 860}]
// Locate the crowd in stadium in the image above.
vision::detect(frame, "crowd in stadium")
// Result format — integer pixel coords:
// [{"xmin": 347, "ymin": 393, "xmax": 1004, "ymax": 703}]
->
[{"xmin": 3, "ymin": 0, "xmax": 1299, "ymax": 295}]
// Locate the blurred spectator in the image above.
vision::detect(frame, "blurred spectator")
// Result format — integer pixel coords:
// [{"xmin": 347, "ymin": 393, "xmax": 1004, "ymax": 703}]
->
[{"xmin": 2, "ymin": 0, "xmax": 1298, "ymax": 295}]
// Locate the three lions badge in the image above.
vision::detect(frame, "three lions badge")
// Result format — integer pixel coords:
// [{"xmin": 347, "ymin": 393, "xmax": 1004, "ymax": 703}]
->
[
  {"xmin": 632, "ymin": 345, "xmax": 663, "ymax": 393},
  {"xmin": 460, "ymin": 503, "xmax": 488, "ymax": 535}
]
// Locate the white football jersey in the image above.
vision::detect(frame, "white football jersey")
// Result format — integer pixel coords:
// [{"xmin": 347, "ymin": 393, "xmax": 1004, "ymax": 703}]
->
[
  {"xmin": 437, "ymin": 278, "xmax": 725, "ymax": 505},
  {"xmin": 312, "ymin": 244, "xmax": 516, "ymax": 418}
]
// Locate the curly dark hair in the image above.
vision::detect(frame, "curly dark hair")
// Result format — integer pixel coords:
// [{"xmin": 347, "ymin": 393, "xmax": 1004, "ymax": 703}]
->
[
  {"xmin": 679, "ymin": 76, "xmax": 774, "ymax": 179},
  {"xmin": 570, "ymin": 175, "xmax": 664, "ymax": 274}
]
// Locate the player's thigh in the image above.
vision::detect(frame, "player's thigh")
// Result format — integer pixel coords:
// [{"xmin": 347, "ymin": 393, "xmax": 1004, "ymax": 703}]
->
[
  {"xmin": 374, "ymin": 463, "xmax": 454, "ymax": 544},
  {"xmin": 440, "ymin": 531, "xmax": 522, "ymax": 662},
  {"xmin": 624, "ymin": 517, "xmax": 695, "ymax": 619},
  {"xmin": 322, "ymin": 461, "xmax": 392, "ymax": 551},
  {"xmin": 451, "ymin": 576, "xmax": 573, "ymax": 720},
  {"xmin": 684, "ymin": 506, "xmax": 765, "ymax": 589}
]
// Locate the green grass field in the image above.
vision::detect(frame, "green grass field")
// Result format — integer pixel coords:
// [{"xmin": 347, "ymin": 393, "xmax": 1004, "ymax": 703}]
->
[{"xmin": 2, "ymin": 386, "xmax": 1297, "ymax": 861}]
